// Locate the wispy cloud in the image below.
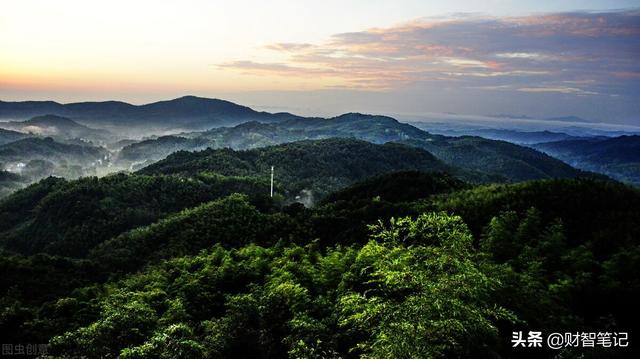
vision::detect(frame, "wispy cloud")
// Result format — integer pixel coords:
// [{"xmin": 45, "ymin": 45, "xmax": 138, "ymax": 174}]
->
[
  {"xmin": 517, "ymin": 86, "xmax": 600, "ymax": 96},
  {"xmin": 265, "ymin": 43, "xmax": 314, "ymax": 52},
  {"xmin": 221, "ymin": 10, "xmax": 640, "ymax": 96}
]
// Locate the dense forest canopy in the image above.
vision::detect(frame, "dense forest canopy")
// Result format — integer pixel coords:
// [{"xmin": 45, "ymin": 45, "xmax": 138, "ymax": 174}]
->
[{"xmin": 0, "ymin": 134, "xmax": 637, "ymax": 357}]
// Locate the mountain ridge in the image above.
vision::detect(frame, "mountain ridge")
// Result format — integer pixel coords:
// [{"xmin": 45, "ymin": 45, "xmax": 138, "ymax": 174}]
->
[
  {"xmin": 0, "ymin": 96, "xmax": 302, "ymax": 129},
  {"xmin": 120, "ymin": 113, "xmax": 590, "ymax": 183},
  {"xmin": 533, "ymin": 135, "xmax": 640, "ymax": 184},
  {"xmin": 0, "ymin": 114, "xmax": 111, "ymax": 141}
]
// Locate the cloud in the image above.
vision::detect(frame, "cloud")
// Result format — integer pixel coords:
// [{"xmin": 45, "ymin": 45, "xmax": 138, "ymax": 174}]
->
[
  {"xmin": 265, "ymin": 43, "xmax": 313, "ymax": 52},
  {"xmin": 495, "ymin": 52, "xmax": 551, "ymax": 60},
  {"xmin": 221, "ymin": 10, "xmax": 640, "ymax": 95},
  {"xmin": 517, "ymin": 86, "xmax": 600, "ymax": 96},
  {"xmin": 221, "ymin": 60, "xmax": 308, "ymax": 73}
]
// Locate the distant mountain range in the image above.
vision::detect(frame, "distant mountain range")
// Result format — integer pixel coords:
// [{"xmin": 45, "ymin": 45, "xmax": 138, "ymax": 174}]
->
[
  {"xmin": 0, "ymin": 128, "xmax": 29, "ymax": 146},
  {"xmin": 0, "ymin": 114, "xmax": 110, "ymax": 142},
  {"xmin": 545, "ymin": 116, "xmax": 592, "ymax": 123},
  {"xmin": 0, "ymin": 95, "xmax": 625, "ymax": 196},
  {"xmin": 0, "ymin": 96, "xmax": 300, "ymax": 130},
  {"xmin": 0, "ymin": 137, "xmax": 109, "ymax": 181},
  {"xmin": 407, "ymin": 127, "xmax": 584, "ymax": 145},
  {"xmin": 475, "ymin": 129, "xmax": 587, "ymax": 144},
  {"xmin": 0, "ymin": 137, "xmax": 106, "ymax": 163},
  {"xmin": 533, "ymin": 135, "xmax": 640, "ymax": 184}
]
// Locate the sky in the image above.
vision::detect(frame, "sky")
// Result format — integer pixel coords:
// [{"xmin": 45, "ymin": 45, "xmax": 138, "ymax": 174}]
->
[{"xmin": 1, "ymin": 0, "xmax": 639, "ymax": 124}]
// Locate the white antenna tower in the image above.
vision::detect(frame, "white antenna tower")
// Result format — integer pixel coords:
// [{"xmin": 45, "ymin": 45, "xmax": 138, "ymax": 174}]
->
[{"xmin": 270, "ymin": 166, "xmax": 274, "ymax": 197}]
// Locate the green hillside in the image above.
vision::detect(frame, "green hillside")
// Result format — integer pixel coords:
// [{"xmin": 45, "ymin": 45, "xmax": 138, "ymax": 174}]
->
[
  {"xmin": 0, "ymin": 170, "xmax": 27, "ymax": 198},
  {"xmin": 401, "ymin": 136, "xmax": 589, "ymax": 182},
  {"xmin": 0, "ymin": 137, "xmax": 107, "ymax": 165},
  {"xmin": 0, "ymin": 139, "xmax": 455, "ymax": 258},
  {"xmin": 0, "ymin": 136, "xmax": 635, "ymax": 358},
  {"xmin": 534, "ymin": 135, "xmax": 640, "ymax": 184},
  {"xmin": 0, "ymin": 174, "xmax": 269, "ymax": 257},
  {"xmin": 139, "ymin": 138, "xmax": 460, "ymax": 196},
  {"xmin": 0, "ymin": 175, "xmax": 635, "ymax": 358},
  {"xmin": 321, "ymin": 170, "xmax": 466, "ymax": 204},
  {"xmin": 118, "ymin": 136, "xmax": 208, "ymax": 163},
  {"xmin": 120, "ymin": 114, "xmax": 587, "ymax": 183}
]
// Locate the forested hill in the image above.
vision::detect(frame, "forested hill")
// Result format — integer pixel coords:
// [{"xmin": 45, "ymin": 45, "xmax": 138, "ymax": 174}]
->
[
  {"xmin": 122, "ymin": 114, "xmax": 589, "ymax": 182},
  {"xmin": 533, "ymin": 135, "xmax": 640, "ymax": 184},
  {"xmin": 320, "ymin": 170, "xmax": 467, "ymax": 204},
  {"xmin": 0, "ymin": 128, "xmax": 29, "ymax": 145},
  {"xmin": 0, "ymin": 114, "xmax": 111, "ymax": 142},
  {"xmin": 0, "ymin": 137, "xmax": 107, "ymax": 164},
  {"xmin": 1, "ymin": 170, "xmax": 638, "ymax": 357},
  {"xmin": 0, "ymin": 125, "xmax": 634, "ymax": 358},
  {"xmin": 138, "ymin": 138, "xmax": 478, "ymax": 194},
  {"xmin": 0, "ymin": 139, "xmax": 459, "ymax": 258}
]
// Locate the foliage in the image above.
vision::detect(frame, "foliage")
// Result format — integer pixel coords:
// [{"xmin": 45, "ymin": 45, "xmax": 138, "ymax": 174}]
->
[
  {"xmin": 0, "ymin": 173, "xmax": 269, "ymax": 257},
  {"xmin": 47, "ymin": 213, "xmax": 513, "ymax": 358},
  {"xmin": 0, "ymin": 164, "xmax": 637, "ymax": 358},
  {"xmin": 139, "ymin": 138, "xmax": 453, "ymax": 198},
  {"xmin": 321, "ymin": 170, "xmax": 466, "ymax": 204}
]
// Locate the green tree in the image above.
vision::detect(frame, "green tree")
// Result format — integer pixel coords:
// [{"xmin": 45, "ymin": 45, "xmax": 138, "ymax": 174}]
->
[{"xmin": 339, "ymin": 213, "xmax": 515, "ymax": 358}]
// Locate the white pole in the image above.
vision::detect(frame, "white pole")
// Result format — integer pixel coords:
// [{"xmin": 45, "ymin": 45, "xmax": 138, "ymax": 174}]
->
[{"xmin": 270, "ymin": 166, "xmax": 274, "ymax": 197}]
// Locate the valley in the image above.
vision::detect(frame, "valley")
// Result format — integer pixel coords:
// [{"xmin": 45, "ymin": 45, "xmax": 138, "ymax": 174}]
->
[{"xmin": 3, "ymin": 96, "xmax": 630, "ymax": 200}]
